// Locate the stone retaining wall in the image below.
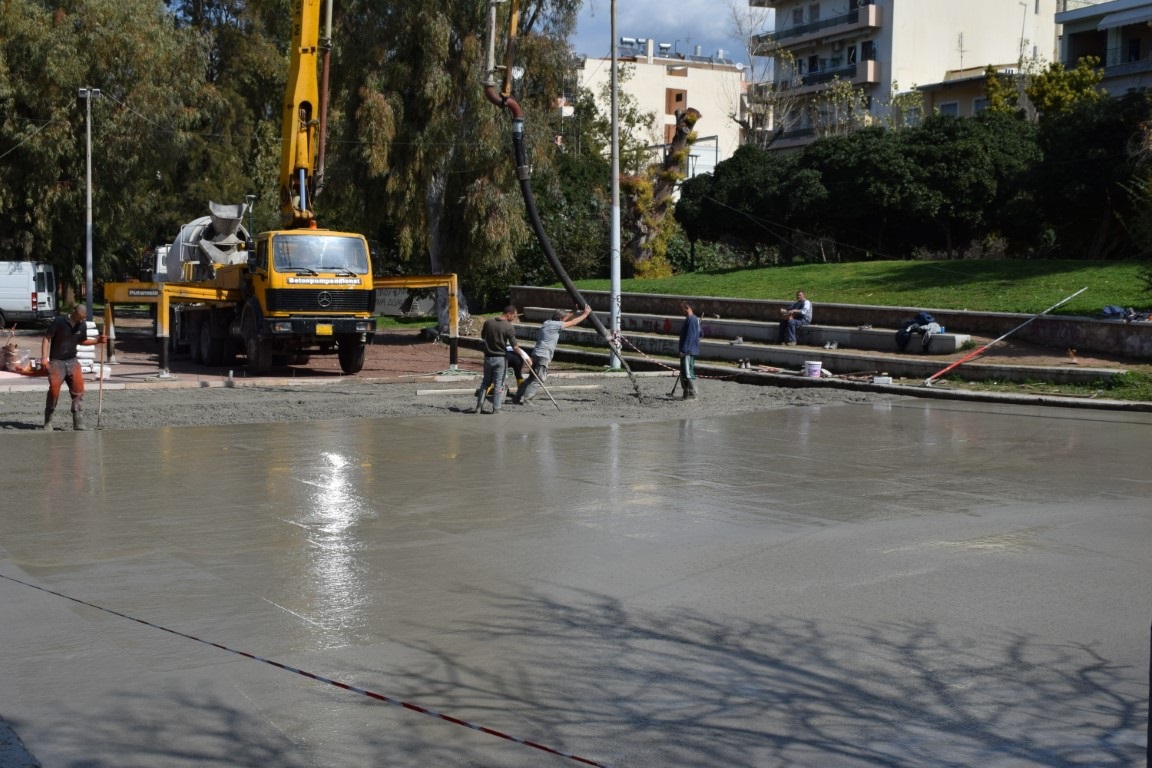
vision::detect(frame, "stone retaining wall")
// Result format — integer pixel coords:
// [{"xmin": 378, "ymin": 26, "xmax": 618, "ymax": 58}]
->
[{"xmin": 511, "ymin": 287, "xmax": 1152, "ymax": 360}]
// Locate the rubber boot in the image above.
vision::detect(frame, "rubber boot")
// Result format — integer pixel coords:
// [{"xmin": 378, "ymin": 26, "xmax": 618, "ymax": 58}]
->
[
  {"xmin": 685, "ymin": 379, "xmax": 698, "ymax": 399},
  {"xmin": 73, "ymin": 412, "xmax": 85, "ymax": 431},
  {"xmin": 474, "ymin": 389, "xmax": 484, "ymax": 414},
  {"xmin": 42, "ymin": 410, "xmax": 53, "ymax": 431}
]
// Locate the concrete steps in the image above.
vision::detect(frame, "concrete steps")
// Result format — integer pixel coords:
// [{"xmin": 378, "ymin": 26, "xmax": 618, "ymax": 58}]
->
[
  {"xmin": 512, "ymin": 308, "xmax": 1121, "ymax": 385},
  {"xmin": 521, "ymin": 307, "xmax": 970, "ymax": 355}
]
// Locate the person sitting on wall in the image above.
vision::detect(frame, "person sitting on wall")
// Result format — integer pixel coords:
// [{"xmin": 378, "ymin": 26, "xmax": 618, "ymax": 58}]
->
[{"xmin": 778, "ymin": 290, "xmax": 812, "ymax": 345}]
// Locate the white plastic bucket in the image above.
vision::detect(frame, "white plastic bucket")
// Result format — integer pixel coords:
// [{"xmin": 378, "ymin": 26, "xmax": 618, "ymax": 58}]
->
[{"xmin": 804, "ymin": 360, "xmax": 822, "ymax": 378}]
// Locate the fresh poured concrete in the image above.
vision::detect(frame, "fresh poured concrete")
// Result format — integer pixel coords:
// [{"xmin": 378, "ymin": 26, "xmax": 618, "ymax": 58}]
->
[{"xmin": 0, "ymin": 401, "xmax": 1149, "ymax": 767}]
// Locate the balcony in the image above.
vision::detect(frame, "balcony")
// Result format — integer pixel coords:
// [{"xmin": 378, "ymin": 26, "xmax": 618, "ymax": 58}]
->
[
  {"xmin": 777, "ymin": 59, "xmax": 881, "ymax": 95},
  {"xmin": 1102, "ymin": 44, "xmax": 1152, "ymax": 77},
  {"xmin": 753, "ymin": 3, "xmax": 882, "ymax": 53}
]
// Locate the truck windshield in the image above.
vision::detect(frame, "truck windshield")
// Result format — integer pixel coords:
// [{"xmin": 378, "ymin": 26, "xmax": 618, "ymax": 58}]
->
[{"xmin": 272, "ymin": 235, "xmax": 369, "ymax": 275}]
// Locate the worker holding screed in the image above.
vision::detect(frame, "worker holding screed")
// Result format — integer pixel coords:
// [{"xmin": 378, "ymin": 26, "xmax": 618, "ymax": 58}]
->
[
  {"xmin": 41, "ymin": 305, "xmax": 106, "ymax": 431},
  {"xmin": 511, "ymin": 304, "xmax": 592, "ymax": 405},
  {"xmin": 475, "ymin": 305, "xmax": 528, "ymax": 414}
]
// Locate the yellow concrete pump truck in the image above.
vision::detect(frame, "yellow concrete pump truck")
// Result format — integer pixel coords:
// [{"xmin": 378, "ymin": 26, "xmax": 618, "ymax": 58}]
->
[{"xmin": 105, "ymin": 0, "xmax": 382, "ymax": 374}]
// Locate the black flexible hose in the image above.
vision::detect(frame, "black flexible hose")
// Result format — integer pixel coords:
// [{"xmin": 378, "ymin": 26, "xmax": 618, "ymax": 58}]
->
[{"xmin": 486, "ymin": 87, "xmax": 643, "ymax": 400}]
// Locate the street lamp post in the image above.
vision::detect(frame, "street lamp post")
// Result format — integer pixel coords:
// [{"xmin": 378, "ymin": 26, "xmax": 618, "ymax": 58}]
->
[
  {"xmin": 609, "ymin": 0, "xmax": 621, "ymax": 370},
  {"xmin": 78, "ymin": 86, "xmax": 101, "ymax": 319},
  {"xmin": 245, "ymin": 194, "xmax": 256, "ymax": 238}
]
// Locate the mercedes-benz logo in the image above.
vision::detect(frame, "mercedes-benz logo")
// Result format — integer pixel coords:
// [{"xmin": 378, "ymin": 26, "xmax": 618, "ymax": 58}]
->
[{"xmin": 316, "ymin": 291, "xmax": 332, "ymax": 308}]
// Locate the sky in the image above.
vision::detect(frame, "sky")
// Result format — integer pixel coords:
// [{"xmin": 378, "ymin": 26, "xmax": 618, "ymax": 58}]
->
[{"xmin": 568, "ymin": 0, "xmax": 751, "ymax": 62}]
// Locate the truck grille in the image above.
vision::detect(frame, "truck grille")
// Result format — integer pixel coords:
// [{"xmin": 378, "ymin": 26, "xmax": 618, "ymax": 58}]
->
[{"xmin": 265, "ymin": 289, "xmax": 375, "ymax": 313}]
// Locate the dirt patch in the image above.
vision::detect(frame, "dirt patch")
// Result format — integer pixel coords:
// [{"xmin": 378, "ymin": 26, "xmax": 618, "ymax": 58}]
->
[{"xmin": 3, "ymin": 317, "xmax": 1145, "ymax": 433}]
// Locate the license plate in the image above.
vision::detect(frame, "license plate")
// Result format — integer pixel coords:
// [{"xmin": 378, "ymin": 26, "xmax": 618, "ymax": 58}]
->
[{"xmin": 316, "ymin": 324, "xmax": 333, "ymax": 336}]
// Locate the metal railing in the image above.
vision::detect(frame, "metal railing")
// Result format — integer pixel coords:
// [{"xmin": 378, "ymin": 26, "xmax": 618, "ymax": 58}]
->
[
  {"xmin": 767, "ymin": 9, "xmax": 860, "ymax": 44},
  {"xmin": 1057, "ymin": 0, "xmax": 1112, "ymax": 11}
]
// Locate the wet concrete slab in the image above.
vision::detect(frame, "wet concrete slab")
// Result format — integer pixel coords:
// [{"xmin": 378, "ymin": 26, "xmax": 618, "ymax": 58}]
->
[{"xmin": 0, "ymin": 401, "xmax": 1149, "ymax": 767}]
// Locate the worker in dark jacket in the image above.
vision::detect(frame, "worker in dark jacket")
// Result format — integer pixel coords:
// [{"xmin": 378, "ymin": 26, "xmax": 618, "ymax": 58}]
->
[
  {"xmin": 41, "ymin": 305, "xmax": 106, "ymax": 430},
  {"xmin": 475, "ymin": 305, "xmax": 527, "ymax": 414},
  {"xmin": 678, "ymin": 301, "xmax": 701, "ymax": 399}
]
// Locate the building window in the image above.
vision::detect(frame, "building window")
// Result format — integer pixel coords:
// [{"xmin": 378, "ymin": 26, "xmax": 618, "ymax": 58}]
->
[
  {"xmin": 938, "ymin": 102, "xmax": 959, "ymax": 117},
  {"xmin": 665, "ymin": 88, "xmax": 687, "ymax": 115},
  {"xmin": 973, "ymin": 97, "xmax": 989, "ymax": 113},
  {"xmin": 847, "ymin": 44, "xmax": 857, "ymax": 65},
  {"xmin": 793, "ymin": 7, "xmax": 803, "ymax": 25},
  {"xmin": 861, "ymin": 40, "xmax": 876, "ymax": 60},
  {"xmin": 809, "ymin": 3, "xmax": 820, "ymax": 22},
  {"xmin": 808, "ymin": 54, "xmax": 819, "ymax": 72}
]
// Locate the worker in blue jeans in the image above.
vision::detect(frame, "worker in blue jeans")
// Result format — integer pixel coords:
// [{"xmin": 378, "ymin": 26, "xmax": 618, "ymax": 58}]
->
[
  {"xmin": 678, "ymin": 301, "xmax": 700, "ymax": 399},
  {"xmin": 474, "ymin": 305, "xmax": 528, "ymax": 414}
]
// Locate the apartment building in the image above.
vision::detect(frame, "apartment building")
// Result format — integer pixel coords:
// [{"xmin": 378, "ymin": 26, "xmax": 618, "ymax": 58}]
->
[
  {"xmin": 751, "ymin": 0, "xmax": 1060, "ymax": 150},
  {"xmin": 574, "ymin": 39, "xmax": 746, "ymax": 177},
  {"xmin": 1058, "ymin": 0, "xmax": 1152, "ymax": 94}
]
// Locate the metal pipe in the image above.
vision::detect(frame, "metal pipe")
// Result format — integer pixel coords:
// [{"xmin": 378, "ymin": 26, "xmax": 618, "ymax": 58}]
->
[
  {"xmin": 316, "ymin": 0, "xmax": 333, "ymax": 199},
  {"xmin": 609, "ymin": 0, "xmax": 621, "ymax": 370},
  {"xmin": 923, "ymin": 287, "xmax": 1087, "ymax": 386},
  {"xmin": 79, "ymin": 86, "xmax": 101, "ymax": 318}
]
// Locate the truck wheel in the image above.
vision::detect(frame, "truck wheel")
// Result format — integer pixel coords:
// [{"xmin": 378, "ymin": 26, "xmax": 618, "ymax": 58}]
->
[
  {"xmin": 240, "ymin": 305, "xmax": 270, "ymax": 373},
  {"xmin": 200, "ymin": 323, "xmax": 219, "ymax": 367},
  {"xmin": 246, "ymin": 335, "xmax": 271, "ymax": 373},
  {"xmin": 337, "ymin": 335, "xmax": 366, "ymax": 374},
  {"xmin": 187, "ymin": 320, "xmax": 203, "ymax": 363}
]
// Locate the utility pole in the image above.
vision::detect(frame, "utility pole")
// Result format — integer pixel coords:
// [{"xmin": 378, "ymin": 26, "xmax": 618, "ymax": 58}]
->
[
  {"xmin": 79, "ymin": 86, "xmax": 101, "ymax": 318},
  {"xmin": 245, "ymin": 194, "xmax": 256, "ymax": 238},
  {"xmin": 609, "ymin": 0, "xmax": 622, "ymax": 369}
]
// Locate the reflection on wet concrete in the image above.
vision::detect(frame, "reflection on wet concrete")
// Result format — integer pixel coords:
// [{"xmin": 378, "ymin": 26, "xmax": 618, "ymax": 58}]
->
[{"xmin": 0, "ymin": 401, "xmax": 1149, "ymax": 767}]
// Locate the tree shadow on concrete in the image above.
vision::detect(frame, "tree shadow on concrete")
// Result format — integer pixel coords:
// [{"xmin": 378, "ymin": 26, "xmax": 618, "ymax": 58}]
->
[
  {"xmin": 24, "ymin": 589, "xmax": 1145, "ymax": 767},
  {"xmin": 396, "ymin": 586, "xmax": 1146, "ymax": 767}
]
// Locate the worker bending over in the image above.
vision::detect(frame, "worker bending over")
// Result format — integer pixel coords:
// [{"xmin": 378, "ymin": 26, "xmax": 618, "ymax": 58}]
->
[{"xmin": 512, "ymin": 304, "xmax": 592, "ymax": 405}]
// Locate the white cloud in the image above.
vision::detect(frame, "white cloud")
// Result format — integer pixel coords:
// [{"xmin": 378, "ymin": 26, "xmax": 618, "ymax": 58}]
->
[{"xmin": 570, "ymin": 0, "xmax": 747, "ymax": 61}]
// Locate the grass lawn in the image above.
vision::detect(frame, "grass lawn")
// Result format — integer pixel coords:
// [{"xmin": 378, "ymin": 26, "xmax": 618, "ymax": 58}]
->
[{"xmin": 573, "ymin": 260, "xmax": 1150, "ymax": 316}]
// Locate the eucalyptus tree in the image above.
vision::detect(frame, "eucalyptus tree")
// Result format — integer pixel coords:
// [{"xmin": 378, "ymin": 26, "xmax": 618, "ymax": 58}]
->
[
  {"xmin": 0, "ymin": 0, "xmax": 208, "ymax": 297},
  {"xmin": 326, "ymin": 0, "xmax": 580, "ymax": 307}
]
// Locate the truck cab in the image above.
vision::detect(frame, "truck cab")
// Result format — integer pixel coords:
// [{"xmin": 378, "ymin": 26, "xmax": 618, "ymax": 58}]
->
[{"xmin": 239, "ymin": 229, "xmax": 376, "ymax": 372}]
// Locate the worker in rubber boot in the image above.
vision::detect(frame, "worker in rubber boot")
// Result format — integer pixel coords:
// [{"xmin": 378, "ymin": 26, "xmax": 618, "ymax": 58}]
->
[
  {"xmin": 474, "ymin": 305, "xmax": 526, "ymax": 414},
  {"xmin": 41, "ymin": 305, "xmax": 106, "ymax": 431},
  {"xmin": 678, "ymin": 301, "xmax": 700, "ymax": 399}
]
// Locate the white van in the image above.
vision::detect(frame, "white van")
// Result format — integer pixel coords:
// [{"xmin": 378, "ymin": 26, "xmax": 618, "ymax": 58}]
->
[{"xmin": 0, "ymin": 261, "xmax": 57, "ymax": 326}]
